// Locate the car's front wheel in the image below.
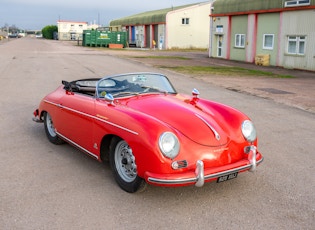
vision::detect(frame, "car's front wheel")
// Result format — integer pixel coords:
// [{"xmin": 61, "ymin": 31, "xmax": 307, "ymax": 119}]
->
[
  {"xmin": 110, "ymin": 137, "xmax": 146, "ymax": 193},
  {"xmin": 44, "ymin": 112, "xmax": 64, "ymax": 145}
]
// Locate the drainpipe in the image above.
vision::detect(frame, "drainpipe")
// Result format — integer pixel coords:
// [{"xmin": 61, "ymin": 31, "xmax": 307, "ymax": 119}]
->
[{"xmin": 209, "ymin": 1, "xmax": 215, "ymax": 58}]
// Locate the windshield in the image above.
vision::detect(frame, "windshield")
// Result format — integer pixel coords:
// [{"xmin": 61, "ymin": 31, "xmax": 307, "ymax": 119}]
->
[{"xmin": 96, "ymin": 73, "xmax": 177, "ymax": 98}]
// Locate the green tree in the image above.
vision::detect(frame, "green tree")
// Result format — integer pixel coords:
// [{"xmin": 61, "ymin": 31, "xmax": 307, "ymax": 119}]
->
[{"xmin": 41, "ymin": 25, "xmax": 57, "ymax": 39}]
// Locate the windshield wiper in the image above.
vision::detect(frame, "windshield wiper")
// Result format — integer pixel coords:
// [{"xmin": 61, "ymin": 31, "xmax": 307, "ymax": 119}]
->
[
  {"xmin": 141, "ymin": 86, "xmax": 167, "ymax": 94},
  {"xmin": 112, "ymin": 91, "xmax": 140, "ymax": 97}
]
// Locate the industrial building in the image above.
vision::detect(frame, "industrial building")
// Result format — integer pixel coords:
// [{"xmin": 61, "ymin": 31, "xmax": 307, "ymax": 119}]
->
[
  {"xmin": 110, "ymin": 2, "xmax": 211, "ymax": 49},
  {"xmin": 210, "ymin": 0, "xmax": 315, "ymax": 71}
]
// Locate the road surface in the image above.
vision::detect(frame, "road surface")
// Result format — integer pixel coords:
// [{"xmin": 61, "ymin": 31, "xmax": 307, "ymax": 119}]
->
[{"xmin": 0, "ymin": 38, "xmax": 314, "ymax": 230}]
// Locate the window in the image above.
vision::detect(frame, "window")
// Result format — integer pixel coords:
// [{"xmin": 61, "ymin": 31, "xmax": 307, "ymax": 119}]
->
[
  {"xmin": 217, "ymin": 35, "xmax": 223, "ymax": 57},
  {"xmin": 285, "ymin": 0, "xmax": 310, "ymax": 7},
  {"xmin": 235, "ymin": 34, "xmax": 245, "ymax": 48},
  {"xmin": 287, "ymin": 36, "xmax": 306, "ymax": 55},
  {"xmin": 216, "ymin": 25, "xmax": 223, "ymax": 33},
  {"xmin": 263, "ymin": 34, "xmax": 274, "ymax": 50},
  {"xmin": 182, "ymin": 18, "xmax": 189, "ymax": 25}
]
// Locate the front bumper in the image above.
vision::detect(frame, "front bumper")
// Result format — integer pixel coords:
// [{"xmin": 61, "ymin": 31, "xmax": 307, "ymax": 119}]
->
[
  {"xmin": 32, "ymin": 109, "xmax": 43, "ymax": 123},
  {"xmin": 146, "ymin": 145, "xmax": 263, "ymax": 187}
]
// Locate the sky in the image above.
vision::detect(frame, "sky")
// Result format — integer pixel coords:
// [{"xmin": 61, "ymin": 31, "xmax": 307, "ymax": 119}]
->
[{"xmin": 1, "ymin": 0, "xmax": 206, "ymax": 30}]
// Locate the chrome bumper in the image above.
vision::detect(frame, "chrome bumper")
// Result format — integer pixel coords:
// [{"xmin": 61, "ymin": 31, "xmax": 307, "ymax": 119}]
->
[
  {"xmin": 32, "ymin": 109, "xmax": 43, "ymax": 123},
  {"xmin": 148, "ymin": 145, "xmax": 263, "ymax": 187},
  {"xmin": 32, "ymin": 117, "xmax": 43, "ymax": 123}
]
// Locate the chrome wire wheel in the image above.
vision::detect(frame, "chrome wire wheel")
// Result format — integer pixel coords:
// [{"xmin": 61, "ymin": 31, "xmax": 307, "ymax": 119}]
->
[{"xmin": 114, "ymin": 140, "xmax": 137, "ymax": 183}]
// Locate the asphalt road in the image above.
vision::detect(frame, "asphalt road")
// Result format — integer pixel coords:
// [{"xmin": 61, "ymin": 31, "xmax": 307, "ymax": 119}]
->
[{"xmin": 0, "ymin": 38, "xmax": 314, "ymax": 230}]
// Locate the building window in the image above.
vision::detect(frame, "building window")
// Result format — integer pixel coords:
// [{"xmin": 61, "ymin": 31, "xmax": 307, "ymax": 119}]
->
[
  {"xmin": 216, "ymin": 25, "xmax": 223, "ymax": 33},
  {"xmin": 263, "ymin": 34, "xmax": 274, "ymax": 50},
  {"xmin": 182, "ymin": 18, "xmax": 189, "ymax": 25},
  {"xmin": 235, "ymin": 34, "xmax": 245, "ymax": 48},
  {"xmin": 287, "ymin": 36, "xmax": 306, "ymax": 55},
  {"xmin": 285, "ymin": 0, "xmax": 310, "ymax": 7}
]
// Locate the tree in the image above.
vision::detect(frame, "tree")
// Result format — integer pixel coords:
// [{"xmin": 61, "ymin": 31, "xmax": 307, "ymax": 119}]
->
[
  {"xmin": 1, "ymin": 24, "xmax": 19, "ymax": 34},
  {"xmin": 41, "ymin": 25, "xmax": 57, "ymax": 39}
]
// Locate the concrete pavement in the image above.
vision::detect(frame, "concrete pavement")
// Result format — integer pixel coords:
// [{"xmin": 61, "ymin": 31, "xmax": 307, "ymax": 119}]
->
[{"xmin": 110, "ymin": 49, "xmax": 315, "ymax": 114}]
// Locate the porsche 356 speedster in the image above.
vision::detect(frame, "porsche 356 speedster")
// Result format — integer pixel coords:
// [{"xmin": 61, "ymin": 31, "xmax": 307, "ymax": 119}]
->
[{"xmin": 33, "ymin": 72, "xmax": 263, "ymax": 193}]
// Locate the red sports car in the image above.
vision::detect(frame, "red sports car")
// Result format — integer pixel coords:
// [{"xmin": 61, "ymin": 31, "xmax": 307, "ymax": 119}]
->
[{"xmin": 33, "ymin": 72, "xmax": 263, "ymax": 193}]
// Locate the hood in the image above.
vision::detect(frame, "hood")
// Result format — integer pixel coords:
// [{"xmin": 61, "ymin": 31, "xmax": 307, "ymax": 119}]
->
[{"xmin": 125, "ymin": 95, "xmax": 228, "ymax": 146}]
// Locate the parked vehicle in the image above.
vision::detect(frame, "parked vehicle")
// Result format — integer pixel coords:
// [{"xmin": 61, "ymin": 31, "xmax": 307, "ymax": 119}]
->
[
  {"xmin": 8, "ymin": 34, "xmax": 18, "ymax": 38},
  {"xmin": 33, "ymin": 72, "xmax": 263, "ymax": 192}
]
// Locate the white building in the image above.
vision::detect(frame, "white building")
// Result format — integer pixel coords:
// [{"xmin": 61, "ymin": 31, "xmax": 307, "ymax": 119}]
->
[
  {"xmin": 110, "ymin": 2, "xmax": 211, "ymax": 49},
  {"xmin": 57, "ymin": 20, "xmax": 88, "ymax": 41}
]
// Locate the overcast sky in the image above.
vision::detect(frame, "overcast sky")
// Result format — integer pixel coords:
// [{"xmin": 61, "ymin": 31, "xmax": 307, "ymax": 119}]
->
[{"xmin": 1, "ymin": 0, "xmax": 207, "ymax": 30}]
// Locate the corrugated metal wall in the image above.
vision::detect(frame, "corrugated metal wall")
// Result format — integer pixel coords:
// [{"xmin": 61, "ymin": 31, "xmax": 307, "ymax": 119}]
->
[
  {"xmin": 166, "ymin": 3, "xmax": 210, "ymax": 49},
  {"xmin": 281, "ymin": 10, "xmax": 315, "ymax": 70},
  {"xmin": 230, "ymin": 15, "xmax": 247, "ymax": 61},
  {"xmin": 213, "ymin": 0, "xmax": 283, "ymax": 14},
  {"xmin": 110, "ymin": 4, "xmax": 196, "ymax": 26},
  {"xmin": 211, "ymin": 16, "xmax": 229, "ymax": 58},
  {"xmin": 211, "ymin": 0, "xmax": 315, "ymax": 71},
  {"xmin": 256, "ymin": 13, "xmax": 280, "ymax": 66}
]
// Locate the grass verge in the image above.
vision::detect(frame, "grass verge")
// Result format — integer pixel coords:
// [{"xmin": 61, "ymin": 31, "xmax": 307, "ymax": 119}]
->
[
  {"xmin": 133, "ymin": 56, "xmax": 191, "ymax": 60},
  {"xmin": 160, "ymin": 66, "xmax": 294, "ymax": 78}
]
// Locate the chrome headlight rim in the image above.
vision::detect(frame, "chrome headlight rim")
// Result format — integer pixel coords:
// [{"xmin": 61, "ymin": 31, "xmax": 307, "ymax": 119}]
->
[
  {"xmin": 241, "ymin": 120, "xmax": 257, "ymax": 143},
  {"xmin": 159, "ymin": 132, "xmax": 180, "ymax": 159}
]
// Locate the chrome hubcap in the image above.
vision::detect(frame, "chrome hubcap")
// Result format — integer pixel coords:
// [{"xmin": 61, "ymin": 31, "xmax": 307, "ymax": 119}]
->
[
  {"xmin": 46, "ymin": 113, "xmax": 56, "ymax": 137},
  {"xmin": 114, "ymin": 140, "xmax": 137, "ymax": 182}
]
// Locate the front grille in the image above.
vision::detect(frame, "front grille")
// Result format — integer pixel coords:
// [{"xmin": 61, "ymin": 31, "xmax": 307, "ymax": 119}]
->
[{"xmin": 172, "ymin": 160, "xmax": 188, "ymax": 169}]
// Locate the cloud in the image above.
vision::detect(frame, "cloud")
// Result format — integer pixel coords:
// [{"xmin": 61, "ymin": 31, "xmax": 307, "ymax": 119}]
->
[{"xmin": 1, "ymin": 0, "xmax": 205, "ymax": 29}]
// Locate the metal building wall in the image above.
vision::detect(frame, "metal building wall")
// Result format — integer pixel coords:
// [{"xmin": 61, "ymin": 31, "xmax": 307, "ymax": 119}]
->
[
  {"xmin": 256, "ymin": 13, "xmax": 280, "ymax": 66},
  {"xmin": 280, "ymin": 10, "xmax": 315, "ymax": 70},
  {"xmin": 210, "ymin": 16, "xmax": 230, "ymax": 58},
  {"xmin": 213, "ymin": 0, "xmax": 283, "ymax": 14},
  {"xmin": 166, "ymin": 3, "xmax": 211, "ymax": 49},
  {"xmin": 230, "ymin": 15, "xmax": 247, "ymax": 61}
]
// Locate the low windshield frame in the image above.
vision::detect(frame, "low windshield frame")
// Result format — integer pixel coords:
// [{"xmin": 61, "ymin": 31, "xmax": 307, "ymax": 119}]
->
[{"xmin": 96, "ymin": 73, "xmax": 177, "ymax": 98}]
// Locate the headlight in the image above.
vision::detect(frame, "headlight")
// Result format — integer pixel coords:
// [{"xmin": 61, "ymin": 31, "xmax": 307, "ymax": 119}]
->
[
  {"xmin": 159, "ymin": 132, "xmax": 180, "ymax": 159},
  {"xmin": 241, "ymin": 120, "xmax": 257, "ymax": 142}
]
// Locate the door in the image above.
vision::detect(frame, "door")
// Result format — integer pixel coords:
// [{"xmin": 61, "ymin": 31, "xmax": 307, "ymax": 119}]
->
[
  {"xmin": 217, "ymin": 35, "xmax": 223, "ymax": 57},
  {"xmin": 56, "ymin": 92, "xmax": 95, "ymax": 154}
]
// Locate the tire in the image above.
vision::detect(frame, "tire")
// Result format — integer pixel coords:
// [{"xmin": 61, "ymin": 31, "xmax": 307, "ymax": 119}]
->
[
  {"xmin": 43, "ymin": 112, "xmax": 64, "ymax": 145},
  {"xmin": 109, "ymin": 137, "xmax": 146, "ymax": 193}
]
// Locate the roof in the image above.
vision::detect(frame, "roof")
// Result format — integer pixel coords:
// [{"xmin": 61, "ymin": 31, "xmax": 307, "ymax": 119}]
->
[
  {"xmin": 213, "ymin": 0, "xmax": 315, "ymax": 15},
  {"xmin": 110, "ymin": 3, "xmax": 204, "ymax": 26},
  {"xmin": 57, "ymin": 20, "xmax": 88, "ymax": 24},
  {"xmin": 213, "ymin": 0, "xmax": 282, "ymax": 14}
]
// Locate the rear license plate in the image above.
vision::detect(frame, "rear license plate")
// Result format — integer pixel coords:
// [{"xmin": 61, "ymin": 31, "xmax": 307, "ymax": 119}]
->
[{"xmin": 217, "ymin": 172, "xmax": 238, "ymax": 183}]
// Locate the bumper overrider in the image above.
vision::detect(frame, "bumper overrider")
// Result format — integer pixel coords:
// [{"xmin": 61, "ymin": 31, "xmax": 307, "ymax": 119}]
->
[
  {"xmin": 147, "ymin": 145, "xmax": 263, "ymax": 187},
  {"xmin": 32, "ymin": 109, "xmax": 43, "ymax": 123}
]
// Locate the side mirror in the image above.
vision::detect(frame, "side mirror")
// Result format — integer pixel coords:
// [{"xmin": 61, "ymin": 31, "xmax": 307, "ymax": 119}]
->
[
  {"xmin": 105, "ymin": 93, "xmax": 114, "ymax": 105},
  {"xmin": 192, "ymin": 88, "xmax": 200, "ymax": 98}
]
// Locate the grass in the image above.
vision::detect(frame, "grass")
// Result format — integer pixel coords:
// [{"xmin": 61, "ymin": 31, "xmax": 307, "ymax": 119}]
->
[
  {"xmin": 118, "ymin": 51, "xmax": 295, "ymax": 78},
  {"xmin": 133, "ymin": 55, "xmax": 191, "ymax": 60},
  {"xmin": 160, "ymin": 66, "xmax": 294, "ymax": 78}
]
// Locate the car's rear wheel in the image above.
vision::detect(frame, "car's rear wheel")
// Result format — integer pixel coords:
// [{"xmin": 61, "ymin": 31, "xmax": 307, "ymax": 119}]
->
[
  {"xmin": 110, "ymin": 137, "xmax": 146, "ymax": 193},
  {"xmin": 44, "ymin": 112, "xmax": 64, "ymax": 145}
]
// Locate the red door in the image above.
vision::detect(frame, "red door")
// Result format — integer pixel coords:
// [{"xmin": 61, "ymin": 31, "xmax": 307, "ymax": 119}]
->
[{"xmin": 55, "ymin": 92, "xmax": 96, "ymax": 156}]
